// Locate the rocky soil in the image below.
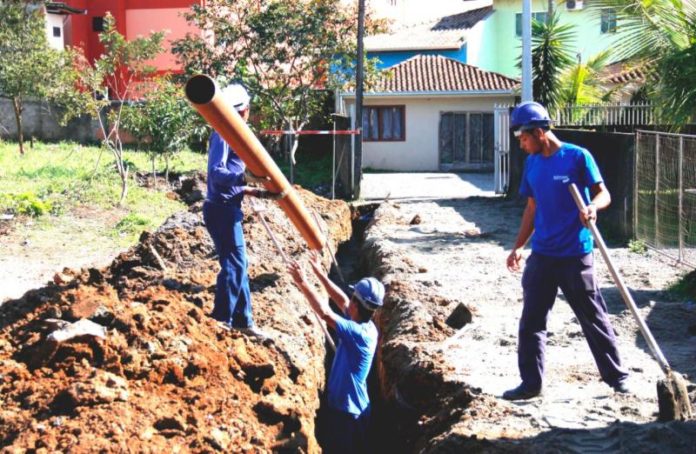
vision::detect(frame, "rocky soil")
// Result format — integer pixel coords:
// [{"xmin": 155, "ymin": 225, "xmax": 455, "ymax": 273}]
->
[
  {"xmin": 0, "ymin": 186, "xmax": 351, "ymax": 452},
  {"xmin": 362, "ymin": 196, "xmax": 696, "ymax": 453}
]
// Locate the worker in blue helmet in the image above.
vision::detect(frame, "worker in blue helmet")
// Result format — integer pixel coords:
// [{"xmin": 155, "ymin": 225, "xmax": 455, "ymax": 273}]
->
[
  {"xmin": 288, "ymin": 253, "xmax": 384, "ymax": 453},
  {"xmin": 204, "ymin": 82, "xmax": 279, "ymax": 340},
  {"xmin": 503, "ymin": 101, "xmax": 629, "ymax": 400}
]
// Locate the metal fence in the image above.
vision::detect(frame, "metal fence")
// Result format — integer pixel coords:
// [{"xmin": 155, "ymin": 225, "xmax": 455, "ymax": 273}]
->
[
  {"xmin": 493, "ymin": 104, "xmax": 511, "ymax": 194},
  {"xmin": 554, "ymin": 103, "xmax": 654, "ymax": 127},
  {"xmin": 635, "ymin": 130, "xmax": 696, "ymax": 266}
]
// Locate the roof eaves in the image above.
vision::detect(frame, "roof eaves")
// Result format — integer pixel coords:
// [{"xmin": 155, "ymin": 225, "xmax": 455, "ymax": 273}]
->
[
  {"xmin": 46, "ymin": 2, "xmax": 87, "ymax": 15},
  {"xmin": 341, "ymin": 89, "xmax": 516, "ymax": 98}
]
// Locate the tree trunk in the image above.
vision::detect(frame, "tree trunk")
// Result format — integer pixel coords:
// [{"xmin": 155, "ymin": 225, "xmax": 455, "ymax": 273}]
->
[
  {"xmin": 118, "ymin": 164, "xmax": 129, "ymax": 206},
  {"xmin": 151, "ymin": 155, "xmax": 157, "ymax": 190},
  {"xmin": 165, "ymin": 154, "xmax": 170, "ymax": 187},
  {"xmin": 12, "ymin": 96, "xmax": 24, "ymax": 155}
]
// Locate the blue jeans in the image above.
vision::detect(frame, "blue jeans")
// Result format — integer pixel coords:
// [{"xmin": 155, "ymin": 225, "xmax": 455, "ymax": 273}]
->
[
  {"xmin": 519, "ymin": 252, "xmax": 628, "ymax": 390},
  {"xmin": 203, "ymin": 201, "xmax": 253, "ymax": 328}
]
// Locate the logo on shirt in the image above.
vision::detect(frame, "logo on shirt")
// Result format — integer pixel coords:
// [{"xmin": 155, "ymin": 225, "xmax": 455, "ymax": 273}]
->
[{"xmin": 553, "ymin": 175, "xmax": 570, "ymax": 183}]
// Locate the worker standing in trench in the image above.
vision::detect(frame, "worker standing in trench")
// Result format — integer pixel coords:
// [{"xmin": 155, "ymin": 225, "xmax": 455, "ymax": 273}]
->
[
  {"xmin": 203, "ymin": 82, "xmax": 279, "ymax": 340},
  {"xmin": 504, "ymin": 101, "xmax": 630, "ymax": 400},
  {"xmin": 288, "ymin": 254, "xmax": 384, "ymax": 454}
]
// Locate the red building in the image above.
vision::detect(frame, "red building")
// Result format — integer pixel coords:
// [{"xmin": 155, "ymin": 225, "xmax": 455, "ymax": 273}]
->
[{"xmin": 52, "ymin": 0, "xmax": 205, "ymax": 74}]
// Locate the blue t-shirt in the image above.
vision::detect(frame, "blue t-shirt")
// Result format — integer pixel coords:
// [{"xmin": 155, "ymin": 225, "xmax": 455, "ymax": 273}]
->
[
  {"xmin": 327, "ymin": 316, "xmax": 378, "ymax": 416},
  {"xmin": 519, "ymin": 143, "xmax": 603, "ymax": 257},
  {"xmin": 206, "ymin": 131, "xmax": 246, "ymax": 211}
]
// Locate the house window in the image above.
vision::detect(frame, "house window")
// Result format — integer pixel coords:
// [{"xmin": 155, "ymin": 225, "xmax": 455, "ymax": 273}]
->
[
  {"xmin": 52, "ymin": 26, "xmax": 61, "ymax": 38},
  {"xmin": 362, "ymin": 106, "xmax": 405, "ymax": 141},
  {"xmin": 92, "ymin": 17, "xmax": 105, "ymax": 32},
  {"xmin": 601, "ymin": 9, "xmax": 617, "ymax": 33},
  {"xmin": 515, "ymin": 12, "xmax": 547, "ymax": 37}
]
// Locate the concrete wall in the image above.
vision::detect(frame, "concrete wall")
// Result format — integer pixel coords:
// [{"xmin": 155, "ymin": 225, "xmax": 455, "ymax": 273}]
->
[
  {"xmin": 344, "ymin": 94, "xmax": 514, "ymax": 171},
  {"xmin": 508, "ymin": 128, "xmax": 635, "ymax": 240},
  {"xmin": 479, "ymin": 0, "xmax": 624, "ymax": 78},
  {"xmin": 0, "ymin": 99, "xmax": 99, "ymax": 144}
]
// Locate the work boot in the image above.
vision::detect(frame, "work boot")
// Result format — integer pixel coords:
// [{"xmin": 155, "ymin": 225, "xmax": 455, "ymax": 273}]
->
[
  {"xmin": 502, "ymin": 384, "xmax": 542, "ymax": 401},
  {"xmin": 238, "ymin": 325, "xmax": 272, "ymax": 341},
  {"xmin": 612, "ymin": 380, "xmax": 632, "ymax": 394},
  {"xmin": 216, "ymin": 321, "xmax": 232, "ymax": 331}
]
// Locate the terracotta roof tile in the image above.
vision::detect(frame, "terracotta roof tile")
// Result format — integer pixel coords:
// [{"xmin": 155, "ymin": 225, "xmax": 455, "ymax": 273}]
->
[{"xmin": 371, "ymin": 55, "xmax": 519, "ymax": 93}]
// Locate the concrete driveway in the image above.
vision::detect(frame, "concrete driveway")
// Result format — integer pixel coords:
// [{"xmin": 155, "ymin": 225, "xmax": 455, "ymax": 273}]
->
[{"xmin": 360, "ymin": 172, "xmax": 497, "ymax": 201}]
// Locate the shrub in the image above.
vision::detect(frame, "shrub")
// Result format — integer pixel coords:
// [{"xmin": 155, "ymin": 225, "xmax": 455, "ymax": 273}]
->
[{"xmin": 628, "ymin": 239, "xmax": 648, "ymax": 255}]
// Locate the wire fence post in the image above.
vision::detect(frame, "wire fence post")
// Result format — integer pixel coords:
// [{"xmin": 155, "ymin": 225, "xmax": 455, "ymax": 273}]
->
[
  {"xmin": 655, "ymin": 135, "xmax": 660, "ymax": 247},
  {"xmin": 332, "ymin": 117, "xmax": 336, "ymax": 200},
  {"xmin": 678, "ymin": 136, "xmax": 684, "ymax": 263}
]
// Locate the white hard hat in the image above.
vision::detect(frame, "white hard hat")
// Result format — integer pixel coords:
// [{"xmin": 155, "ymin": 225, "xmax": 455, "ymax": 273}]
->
[{"xmin": 221, "ymin": 83, "xmax": 250, "ymax": 112}]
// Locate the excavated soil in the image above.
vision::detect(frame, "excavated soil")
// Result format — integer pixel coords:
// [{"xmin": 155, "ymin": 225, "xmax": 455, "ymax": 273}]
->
[
  {"xmin": 0, "ymin": 186, "xmax": 351, "ymax": 452},
  {"xmin": 362, "ymin": 197, "xmax": 696, "ymax": 453}
]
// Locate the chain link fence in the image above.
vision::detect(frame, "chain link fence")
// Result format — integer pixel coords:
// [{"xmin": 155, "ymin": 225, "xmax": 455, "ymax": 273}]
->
[{"xmin": 635, "ymin": 130, "xmax": 696, "ymax": 266}]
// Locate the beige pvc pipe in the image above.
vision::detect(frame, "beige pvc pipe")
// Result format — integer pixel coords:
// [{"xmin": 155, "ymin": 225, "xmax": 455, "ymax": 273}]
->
[{"xmin": 185, "ymin": 74, "xmax": 325, "ymax": 251}]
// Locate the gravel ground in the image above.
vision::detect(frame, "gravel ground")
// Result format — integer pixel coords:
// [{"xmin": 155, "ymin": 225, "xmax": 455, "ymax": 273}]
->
[{"xmin": 362, "ymin": 172, "xmax": 696, "ymax": 451}]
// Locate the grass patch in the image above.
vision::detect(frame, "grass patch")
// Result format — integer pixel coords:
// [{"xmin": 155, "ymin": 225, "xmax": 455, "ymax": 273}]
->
[
  {"xmin": 276, "ymin": 150, "xmax": 332, "ymax": 189},
  {"xmin": 668, "ymin": 269, "xmax": 696, "ymax": 300},
  {"xmin": 0, "ymin": 141, "xmax": 206, "ymax": 245}
]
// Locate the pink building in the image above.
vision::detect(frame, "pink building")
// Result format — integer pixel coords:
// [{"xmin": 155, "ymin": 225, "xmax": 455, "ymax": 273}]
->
[{"xmin": 47, "ymin": 0, "xmax": 204, "ymax": 74}]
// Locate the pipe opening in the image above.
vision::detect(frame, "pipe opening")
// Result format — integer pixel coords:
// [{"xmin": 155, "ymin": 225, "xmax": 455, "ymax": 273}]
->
[{"xmin": 185, "ymin": 75, "xmax": 217, "ymax": 105}]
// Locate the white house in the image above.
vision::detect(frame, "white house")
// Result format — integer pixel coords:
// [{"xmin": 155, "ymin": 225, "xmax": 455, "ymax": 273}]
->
[{"xmin": 339, "ymin": 54, "xmax": 518, "ymax": 172}]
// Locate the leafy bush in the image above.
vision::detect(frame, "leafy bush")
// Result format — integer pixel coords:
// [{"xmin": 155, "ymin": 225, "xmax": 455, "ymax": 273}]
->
[
  {"xmin": 0, "ymin": 192, "xmax": 53, "ymax": 217},
  {"xmin": 628, "ymin": 239, "xmax": 648, "ymax": 255}
]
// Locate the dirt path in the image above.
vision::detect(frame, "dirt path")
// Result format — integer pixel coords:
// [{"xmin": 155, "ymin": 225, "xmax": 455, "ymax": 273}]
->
[
  {"xmin": 0, "ymin": 208, "xmax": 127, "ymax": 305},
  {"xmin": 363, "ymin": 195, "xmax": 696, "ymax": 452}
]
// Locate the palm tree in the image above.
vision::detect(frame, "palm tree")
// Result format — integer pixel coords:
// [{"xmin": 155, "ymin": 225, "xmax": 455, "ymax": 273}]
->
[
  {"xmin": 558, "ymin": 50, "xmax": 615, "ymax": 106},
  {"xmin": 518, "ymin": 11, "xmax": 575, "ymax": 110},
  {"xmin": 589, "ymin": 0, "xmax": 696, "ymax": 126}
]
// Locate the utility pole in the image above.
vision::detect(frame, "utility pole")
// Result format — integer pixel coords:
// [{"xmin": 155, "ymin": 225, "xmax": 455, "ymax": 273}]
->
[
  {"xmin": 521, "ymin": 0, "xmax": 533, "ymax": 102},
  {"xmin": 354, "ymin": 0, "xmax": 365, "ymax": 200}
]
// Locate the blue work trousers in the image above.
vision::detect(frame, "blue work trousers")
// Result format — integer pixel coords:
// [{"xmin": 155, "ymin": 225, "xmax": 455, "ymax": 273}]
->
[
  {"xmin": 518, "ymin": 252, "xmax": 628, "ymax": 390},
  {"xmin": 320, "ymin": 406, "xmax": 371, "ymax": 454},
  {"xmin": 203, "ymin": 201, "xmax": 253, "ymax": 328}
]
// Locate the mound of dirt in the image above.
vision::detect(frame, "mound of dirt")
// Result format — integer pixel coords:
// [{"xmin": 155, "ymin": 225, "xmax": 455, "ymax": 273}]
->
[{"xmin": 0, "ymin": 188, "xmax": 351, "ymax": 452}]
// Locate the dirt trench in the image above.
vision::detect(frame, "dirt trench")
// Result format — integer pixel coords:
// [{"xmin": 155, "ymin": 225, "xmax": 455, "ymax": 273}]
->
[
  {"xmin": 0, "ymin": 187, "xmax": 351, "ymax": 452},
  {"xmin": 360, "ymin": 199, "xmax": 696, "ymax": 453}
]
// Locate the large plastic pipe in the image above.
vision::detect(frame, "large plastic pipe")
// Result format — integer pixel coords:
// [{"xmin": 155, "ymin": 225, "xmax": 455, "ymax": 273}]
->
[{"xmin": 185, "ymin": 75, "xmax": 325, "ymax": 251}]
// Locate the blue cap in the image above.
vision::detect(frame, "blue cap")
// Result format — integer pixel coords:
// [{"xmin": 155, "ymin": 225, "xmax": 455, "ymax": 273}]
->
[{"xmin": 352, "ymin": 277, "xmax": 385, "ymax": 310}]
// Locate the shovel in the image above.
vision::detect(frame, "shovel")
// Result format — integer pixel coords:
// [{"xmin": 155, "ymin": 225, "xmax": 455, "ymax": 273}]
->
[{"xmin": 569, "ymin": 183, "xmax": 693, "ymax": 421}]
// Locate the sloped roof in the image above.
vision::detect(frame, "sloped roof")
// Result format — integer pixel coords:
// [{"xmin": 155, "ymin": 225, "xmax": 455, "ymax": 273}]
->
[
  {"xmin": 45, "ymin": 2, "xmax": 86, "ymax": 15},
  {"xmin": 365, "ymin": 5, "xmax": 493, "ymax": 51},
  {"xmin": 369, "ymin": 54, "xmax": 519, "ymax": 93}
]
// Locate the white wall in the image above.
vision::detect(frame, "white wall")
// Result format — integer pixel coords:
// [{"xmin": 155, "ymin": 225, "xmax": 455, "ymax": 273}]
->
[
  {"xmin": 45, "ymin": 13, "xmax": 65, "ymax": 50},
  {"xmin": 345, "ymin": 94, "xmax": 514, "ymax": 171}
]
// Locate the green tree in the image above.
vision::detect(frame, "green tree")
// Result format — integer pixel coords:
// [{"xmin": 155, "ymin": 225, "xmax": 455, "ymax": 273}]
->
[
  {"xmin": 0, "ymin": 1, "xmax": 74, "ymax": 155},
  {"xmin": 519, "ymin": 11, "xmax": 576, "ymax": 110},
  {"xmin": 58, "ymin": 13, "xmax": 164, "ymax": 205},
  {"xmin": 173, "ymin": 0, "xmax": 383, "ymax": 164},
  {"xmin": 558, "ymin": 50, "xmax": 615, "ymax": 106},
  {"xmin": 121, "ymin": 78, "xmax": 205, "ymax": 187},
  {"xmin": 590, "ymin": 0, "xmax": 696, "ymax": 126}
]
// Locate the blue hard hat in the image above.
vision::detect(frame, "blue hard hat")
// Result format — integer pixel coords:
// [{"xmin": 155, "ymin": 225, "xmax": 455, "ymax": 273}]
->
[
  {"xmin": 510, "ymin": 101, "xmax": 552, "ymax": 135},
  {"xmin": 352, "ymin": 277, "xmax": 385, "ymax": 310}
]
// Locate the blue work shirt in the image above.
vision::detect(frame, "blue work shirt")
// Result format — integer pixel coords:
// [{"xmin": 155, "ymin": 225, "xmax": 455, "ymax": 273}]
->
[
  {"xmin": 206, "ymin": 131, "xmax": 246, "ymax": 214},
  {"xmin": 519, "ymin": 143, "xmax": 603, "ymax": 257},
  {"xmin": 327, "ymin": 315, "xmax": 378, "ymax": 416}
]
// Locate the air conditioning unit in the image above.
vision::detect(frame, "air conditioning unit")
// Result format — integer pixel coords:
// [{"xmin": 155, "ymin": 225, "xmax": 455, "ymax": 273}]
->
[{"xmin": 566, "ymin": 0, "xmax": 584, "ymax": 10}]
